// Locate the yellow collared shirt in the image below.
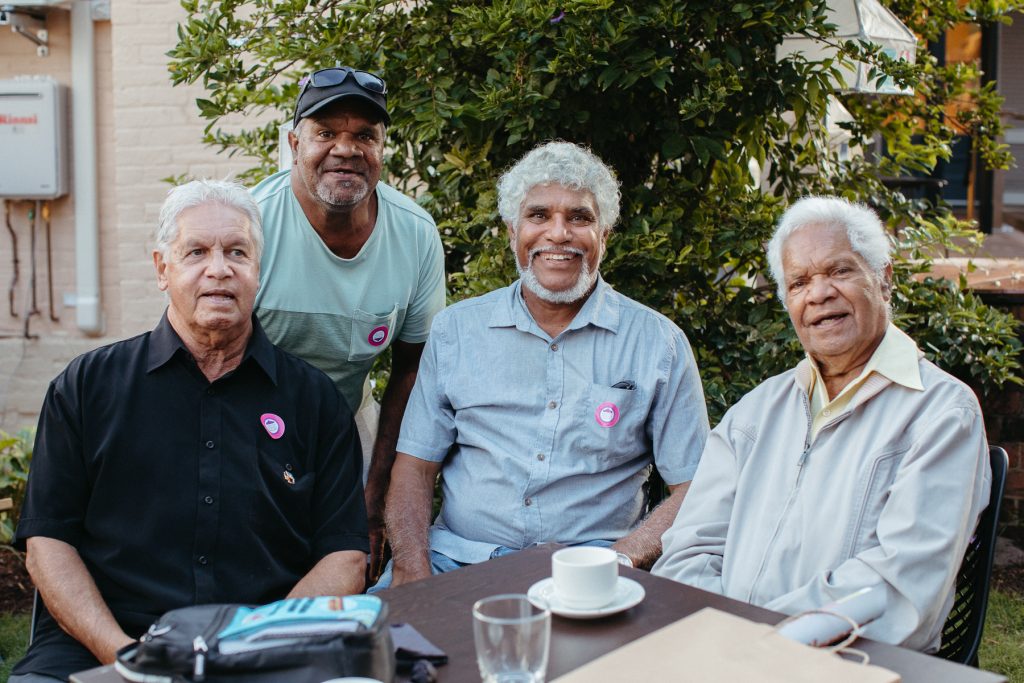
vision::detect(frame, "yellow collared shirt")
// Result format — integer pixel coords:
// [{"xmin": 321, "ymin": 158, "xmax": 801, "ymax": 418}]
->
[{"xmin": 807, "ymin": 323, "xmax": 924, "ymax": 442}]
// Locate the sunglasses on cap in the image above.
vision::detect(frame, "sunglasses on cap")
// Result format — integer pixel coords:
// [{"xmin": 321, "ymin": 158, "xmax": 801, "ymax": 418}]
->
[{"xmin": 300, "ymin": 67, "xmax": 388, "ymax": 96}]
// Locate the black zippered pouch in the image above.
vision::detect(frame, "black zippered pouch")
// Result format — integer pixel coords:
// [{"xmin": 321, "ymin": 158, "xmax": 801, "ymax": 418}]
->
[{"xmin": 114, "ymin": 596, "xmax": 394, "ymax": 683}]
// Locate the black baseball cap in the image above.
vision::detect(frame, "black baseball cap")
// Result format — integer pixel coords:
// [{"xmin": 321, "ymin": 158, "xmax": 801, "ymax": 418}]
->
[{"xmin": 292, "ymin": 67, "xmax": 390, "ymax": 128}]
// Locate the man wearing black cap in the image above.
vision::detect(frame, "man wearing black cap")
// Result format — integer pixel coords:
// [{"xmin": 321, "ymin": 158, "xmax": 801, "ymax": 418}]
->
[{"xmin": 251, "ymin": 67, "xmax": 446, "ymax": 578}]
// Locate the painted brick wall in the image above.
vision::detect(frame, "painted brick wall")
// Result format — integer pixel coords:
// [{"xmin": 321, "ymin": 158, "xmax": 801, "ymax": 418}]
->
[
  {"xmin": 0, "ymin": 0, "xmax": 251, "ymax": 434},
  {"xmin": 0, "ymin": 7, "xmax": 119, "ymax": 430},
  {"xmin": 109, "ymin": 0, "xmax": 254, "ymax": 339}
]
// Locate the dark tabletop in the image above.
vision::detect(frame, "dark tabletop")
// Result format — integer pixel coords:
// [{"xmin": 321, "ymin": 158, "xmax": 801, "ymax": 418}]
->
[
  {"xmin": 377, "ymin": 545, "xmax": 1004, "ymax": 683},
  {"xmin": 72, "ymin": 544, "xmax": 1006, "ymax": 683}
]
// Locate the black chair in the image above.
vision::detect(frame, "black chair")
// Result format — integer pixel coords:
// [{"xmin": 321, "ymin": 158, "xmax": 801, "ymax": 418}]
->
[
  {"xmin": 28, "ymin": 588, "xmax": 39, "ymax": 646},
  {"xmin": 935, "ymin": 445, "xmax": 1008, "ymax": 667}
]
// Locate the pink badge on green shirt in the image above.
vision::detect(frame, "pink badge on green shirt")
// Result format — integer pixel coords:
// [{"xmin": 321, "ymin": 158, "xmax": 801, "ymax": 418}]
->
[{"xmin": 368, "ymin": 325, "xmax": 389, "ymax": 346}]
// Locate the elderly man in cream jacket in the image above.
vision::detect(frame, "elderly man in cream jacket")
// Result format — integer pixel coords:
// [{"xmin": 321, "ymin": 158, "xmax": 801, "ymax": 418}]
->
[{"xmin": 653, "ymin": 196, "xmax": 991, "ymax": 652}]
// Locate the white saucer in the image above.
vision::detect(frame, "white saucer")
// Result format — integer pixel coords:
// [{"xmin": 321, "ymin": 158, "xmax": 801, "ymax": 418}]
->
[{"xmin": 527, "ymin": 577, "xmax": 645, "ymax": 619}]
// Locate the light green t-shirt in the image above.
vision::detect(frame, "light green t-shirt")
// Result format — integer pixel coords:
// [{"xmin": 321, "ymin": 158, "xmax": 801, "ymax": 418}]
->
[{"xmin": 252, "ymin": 170, "xmax": 446, "ymax": 412}]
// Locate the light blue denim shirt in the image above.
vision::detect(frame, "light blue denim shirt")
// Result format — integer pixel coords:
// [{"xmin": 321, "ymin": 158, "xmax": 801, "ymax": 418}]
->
[{"xmin": 397, "ymin": 277, "xmax": 710, "ymax": 564}]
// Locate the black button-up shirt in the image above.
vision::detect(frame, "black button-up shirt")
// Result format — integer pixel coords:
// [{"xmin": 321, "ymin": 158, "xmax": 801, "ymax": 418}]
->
[{"xmin": 13, "ymin": 313, "xmax": 368, "ymax": 678}]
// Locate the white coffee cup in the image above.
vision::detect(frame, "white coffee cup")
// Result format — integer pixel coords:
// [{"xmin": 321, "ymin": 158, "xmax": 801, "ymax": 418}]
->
[{"xmin": 551, "ymin": 546, "xmax": 619, "ymax": 609}]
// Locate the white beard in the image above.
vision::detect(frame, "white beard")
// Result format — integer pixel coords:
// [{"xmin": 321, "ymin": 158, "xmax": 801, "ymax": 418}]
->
[{"xmin": 514, "ymin": 243, "xmax": 600, "ymax": 304}]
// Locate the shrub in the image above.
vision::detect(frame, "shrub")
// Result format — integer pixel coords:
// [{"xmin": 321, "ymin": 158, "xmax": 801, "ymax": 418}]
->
[
  {"xmin": 168, "ymin": 0, "xmax": 1022, "ymax": 420},
  {"xmin": 0, "ymin": 429, "xmax": 33, "ymax": 544}
]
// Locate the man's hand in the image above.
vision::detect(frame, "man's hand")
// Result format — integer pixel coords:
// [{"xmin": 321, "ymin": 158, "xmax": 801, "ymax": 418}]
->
[
  {"xmin": 385, "ymin": 453, "xmax": 442, "ymax": 588},
  {"xmin": 611, "ymin": 481, "xmax": 690, "ymax": 569},
  {"xmin": 391, "ymin": 560, "xmax": 433, "ymax": 587},
  {"xmin": 364, "ymin": 340, "xmax": 426, "ymax": 582},
  {"xmin": 26, "ymin": 536, "xmax": 135, "ymax": 664}
]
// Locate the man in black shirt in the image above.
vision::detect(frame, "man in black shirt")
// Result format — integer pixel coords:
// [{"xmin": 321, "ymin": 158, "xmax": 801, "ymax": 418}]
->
[{"xmin": 11, "ymin": 179, "xmax": 368, "ymax": 682}]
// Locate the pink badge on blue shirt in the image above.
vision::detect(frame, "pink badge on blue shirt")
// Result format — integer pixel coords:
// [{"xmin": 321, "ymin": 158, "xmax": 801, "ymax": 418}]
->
[{"xmin": 595, "ymin": 402, "xmax": 620, "ymax": 428}]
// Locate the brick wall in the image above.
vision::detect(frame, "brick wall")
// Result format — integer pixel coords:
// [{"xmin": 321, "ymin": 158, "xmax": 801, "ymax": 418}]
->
[
  {"xmin": 0, "ymin": 0, "xmax": 251, "ymax": 433},
  {"xmin": 981, "ymin": 386, "xmax": 1024, "ymax": 525}
]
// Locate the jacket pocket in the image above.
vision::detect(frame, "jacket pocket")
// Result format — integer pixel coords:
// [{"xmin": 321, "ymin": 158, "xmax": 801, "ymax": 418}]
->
[{"xmin": 847, "ymin": 448, "xmax": 906, "ymax": 555}]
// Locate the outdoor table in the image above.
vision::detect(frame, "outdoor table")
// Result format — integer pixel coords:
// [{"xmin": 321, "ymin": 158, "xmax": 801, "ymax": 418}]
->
[{"xmin": 70, "ymin": 544, "xmax": 1006, "ymax": 683}]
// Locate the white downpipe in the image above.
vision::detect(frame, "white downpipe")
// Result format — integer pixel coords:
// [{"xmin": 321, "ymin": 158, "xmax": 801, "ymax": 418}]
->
[{"xmin": 71, "ymin": 0, "xmax": 102, "ymax": 335}]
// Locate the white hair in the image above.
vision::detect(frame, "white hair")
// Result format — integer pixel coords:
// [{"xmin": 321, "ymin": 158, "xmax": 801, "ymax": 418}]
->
[
  {"xmin": 497, "ymin": 141, "xmax": 621, "ymax": 233},
  {"xmin": 767, "ymin": 196, "xmax": 892, "ymax": 303},
  {"xmin": 155, "ymin": 179, "xmax": 263, "ymax": 259}
]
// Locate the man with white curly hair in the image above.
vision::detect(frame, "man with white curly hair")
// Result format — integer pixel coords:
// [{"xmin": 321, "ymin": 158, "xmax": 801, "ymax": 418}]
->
[
  {"xmin": 653, "ymin": 196, "xmax": 991, "ymax": 652},
  {"xmin": 374, "ymin": 141, "xmax": 709, "ymax": 589}
]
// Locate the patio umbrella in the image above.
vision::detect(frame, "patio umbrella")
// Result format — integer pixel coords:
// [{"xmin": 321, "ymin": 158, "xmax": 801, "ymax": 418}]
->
[{"xmin": 776, "ymin": 0, "xmax": 917, "ymax": 94}]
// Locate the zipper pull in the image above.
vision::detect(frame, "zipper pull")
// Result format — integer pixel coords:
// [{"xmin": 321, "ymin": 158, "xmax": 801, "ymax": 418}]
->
[
  {"xmin": 797, "ymin": 448, "xmax": 809, "ymax": 469},
  {"xmin": 193, "ymin": 635, "xmax": 208, "ymax": 681}
]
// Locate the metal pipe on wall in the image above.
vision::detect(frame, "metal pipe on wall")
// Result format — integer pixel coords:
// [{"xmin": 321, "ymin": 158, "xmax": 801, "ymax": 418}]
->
[
  {"xmin": 23, "ymin": 202, "xmax": 39, "ymax": 338},
  {"xmin": 71, "ymin": 0, "xmax": 102, "ymax": 335},
  {"xmin": 29, "ymin": 201, "xmax": 39, "ymax": 315},
  {"xmin": 44, "ymin": 201, "xmax": 58, "ymax": 322},
  {"xmin": 4, "ymin": 199, "xmax": 19, "ymax": 318}
]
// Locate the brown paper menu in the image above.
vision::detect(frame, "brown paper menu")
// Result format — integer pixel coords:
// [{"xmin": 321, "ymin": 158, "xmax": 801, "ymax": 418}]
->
[{"xmin": 552, "ymin": 607, "xmax": 901, "ymax": 683}]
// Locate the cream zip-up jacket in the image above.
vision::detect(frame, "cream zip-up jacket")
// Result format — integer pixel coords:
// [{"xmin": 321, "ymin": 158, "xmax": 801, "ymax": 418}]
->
[{"xmin": 653, "ymin": 340, "xmax": 990, "ymax": 652}]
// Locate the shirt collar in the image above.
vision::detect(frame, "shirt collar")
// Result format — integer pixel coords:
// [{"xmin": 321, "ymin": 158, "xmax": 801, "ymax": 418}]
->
[
  {"xmin": 147, "ymin": 311, "xmax": 187, "ymax": 371},
  {"xmin": 796, "ymin": 322, "xmax": 924, "ymax": 394},
  {"xmin": 489, "ymin": 276, "xmax": 620, "ymax": 335},
  {"xmin": 147, "ymin": 310, "xmax": 279, "ymax": 385}
]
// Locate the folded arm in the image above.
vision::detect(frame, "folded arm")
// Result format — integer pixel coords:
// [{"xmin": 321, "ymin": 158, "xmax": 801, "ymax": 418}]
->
[
  {"xmin": 288, "ymin": 550, "xmax": 367, "ymax": 597},
  {"xmin": 763, "ymin": 405, "xmax": 989, "ymax": 650},
  {"xmin": 650, "ymin": 425, "xmax": 740, "ymax": 594},
  {"xmin": 25, "ymin": 536, "xmax": 134, "ymax": 664}
]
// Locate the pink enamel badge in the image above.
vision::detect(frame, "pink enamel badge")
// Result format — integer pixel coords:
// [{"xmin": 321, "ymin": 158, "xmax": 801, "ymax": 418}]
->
[
  {"xmin": 368, "ymin": 325, "xmax": 389, "ymax": 346},
  {"xmin": 261, "ymin": 413, "xmax": 285, "ymax": 439},
  {"xmin": 595, "ymin": 402, "xmax": 620, "ymax": 428}
]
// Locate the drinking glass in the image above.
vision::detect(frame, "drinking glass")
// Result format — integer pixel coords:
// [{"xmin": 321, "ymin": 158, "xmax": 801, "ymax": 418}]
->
[{"xmin": 472, "ymin": 594, "xmax": 551, "ymax": 683}]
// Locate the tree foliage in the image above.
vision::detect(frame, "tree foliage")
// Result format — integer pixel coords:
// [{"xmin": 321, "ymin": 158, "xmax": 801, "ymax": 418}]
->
[
  {"xmin": 0, "ymin": 429, "xmax": 33, "ymax": 543},
  {"xmin": 169, "ymin": 0, "xmax": 1023, "ymax": 421}
]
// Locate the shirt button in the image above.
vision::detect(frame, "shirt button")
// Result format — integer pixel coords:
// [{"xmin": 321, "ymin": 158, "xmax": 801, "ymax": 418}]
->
[
  {"xmin": 823, "ymin": 409, "xmax": 832, "ymax": 417},
  {"xmin": 536, "ymin": 453, "xmax": 545, "ymax": 461},
  {"xmin": 206, "ymin": 387, "xmax": 216, "ymax": 396},
  {"xmin": 205, "ymin": 440, "xmax": 215, "ymax": 449},
  {"xmin": 525, "ymin": 498, "xmax": 532, "ymax": 506},
  {"xmin": 204, "ymin": 496, "xmax": 214, "ymax": 505},
  {"xmin": 197, "ymin": 556, "xmax": 208, "ymax": 565},
  {"xmin": 548, "ymin": 401, "xmax": 557, "ymax": 410},
  {"xmin": 550, "ymin": 343, "xmax": 559, "ymax": 351},
  {"xmin": 285, "ymin": 464, "xmax": 293, "ymax": 472}
]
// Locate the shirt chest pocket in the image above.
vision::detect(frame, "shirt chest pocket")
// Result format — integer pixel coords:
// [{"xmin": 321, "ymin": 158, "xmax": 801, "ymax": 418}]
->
[
  {"xmin": 347, "ymin": 305, "xmax": 400, "ymax": 362},
  {"xmin": 250, "ymin": 446, "xmax": 316, "ymax": 541},
  {"xmin": 573, "ymin": 383, "xmax": 645, "ymax": 464}
]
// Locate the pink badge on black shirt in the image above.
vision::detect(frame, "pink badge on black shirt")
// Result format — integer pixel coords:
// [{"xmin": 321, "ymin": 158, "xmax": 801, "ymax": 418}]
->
[{"xmin": 261, "ymin": 413, "xmax": 285, "ymax": 439}]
